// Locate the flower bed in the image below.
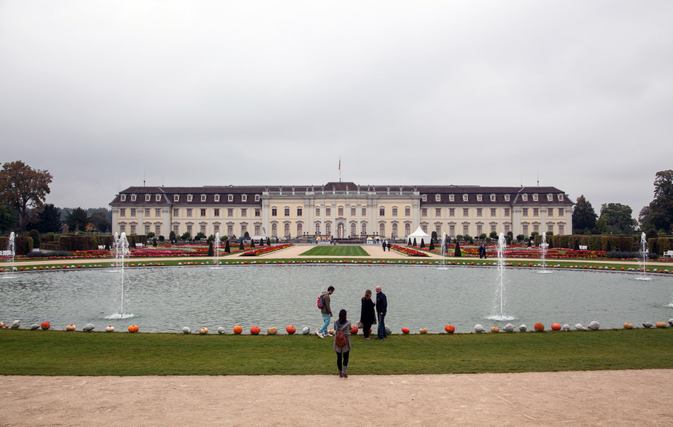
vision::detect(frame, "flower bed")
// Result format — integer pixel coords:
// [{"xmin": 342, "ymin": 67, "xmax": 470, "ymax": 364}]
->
[
  {"xmin": 241, "ymin": 244, "xmax": 293, "ymax": 256},
  {"xmin": 391, "ymin": 245, "xmax": 429, "ymax": 257}
]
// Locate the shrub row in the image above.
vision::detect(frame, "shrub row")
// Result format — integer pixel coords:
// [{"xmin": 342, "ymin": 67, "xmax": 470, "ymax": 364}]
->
[
  {"xmin": 58, "ymin": 235, "xmax": 148, "ymax": 251},
  {"xmin": 534, "ymin": 235, "xmax": 634, "ymax": 252},
  {"xmin": 0, "ymin": 235, "xmax": 34, "ymax": 255}
]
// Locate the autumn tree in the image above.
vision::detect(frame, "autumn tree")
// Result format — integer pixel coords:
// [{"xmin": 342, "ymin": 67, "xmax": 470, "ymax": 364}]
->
[
  {"xmin": 572, "ymin": 195, "xmax": 597, "ymax": 233},
  {"xmin": 0, "ymin": 161, "xmax": 53, "ymax": 230}
]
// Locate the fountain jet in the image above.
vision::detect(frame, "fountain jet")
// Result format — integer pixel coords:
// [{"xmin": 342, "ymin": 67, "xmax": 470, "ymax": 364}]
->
[{"xmin": 488, "ymin": 233, "xmax": 514, "ymax": 321}]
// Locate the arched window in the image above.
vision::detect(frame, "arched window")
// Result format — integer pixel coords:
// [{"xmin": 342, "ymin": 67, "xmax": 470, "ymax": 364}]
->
[
  {"xmin": 392, "ymin": 206, "xmax": 398, "ymax": 216},
  {"xmin": 297, "ymin": 223, "xmax": 303, "ymax": 236},
  {"xmin": 405, "ymin": 223, "xmax": 410, "ymax": 236},
  {"xmin": 421, "ymin": 224, "xmax": 427, "ymax": 233},
  {"xmin": 326, "ymin": 223, "xmax": 331, "ymax": 235},
  {"xmin": 405, "ymin": 207, "xmax": 410, "ymax": 216},
  {"xmin": 351, "ymin": 223, "xmax": 356, "ymax": 236},
  {"xmin": 338, "ymin": 206, "xmax": 344, "ymax": 216},
  {"xmin": 379, "ymin": 223, "xmax": 385, "ymax": 236},
  {"xmin": 392, "ymin": 223, "xmax": 398, "ymax": 237},
  {"xmin": 271, "ymin": 223, "xmax": 277, "ymax": 237},
  {"xmin": 284, "ymin": 223, "xmax": 290, "ymax": 238},
  {"xmin": 361, "ymin": 223, "xmax": 367, "ymax": 235},
  {"xmin": 379, "ymin": 207, "xmax": 385, "ymax": 216},
  {"xmin": 315, "ymin": 223, "xmax": 321, "ymax": 235}
]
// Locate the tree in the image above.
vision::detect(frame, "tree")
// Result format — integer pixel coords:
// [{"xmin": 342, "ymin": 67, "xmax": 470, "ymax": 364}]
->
[
  {"xmin": 34, "ymin": 204, "xmax": 61, "ymax": 233},
  {"xmin": 89, "ymin": 211, "xmax": 110, "ymax": 233},
  {"xmin": 207, "ymin": 241, "xmax": 214, "ymax": 256},
  {"xmin": 597, "ymin": 203, "xmax": 636, "ymax": 234},
  {"xmin": 454, "ymin": 240, "xmax": 461, "ymax": 257},
  {"xmin": 429, "ymin": 240, "xmax": 435, "ymax": 251},
  {"xmin": 572, "ymin": 195, "xmax": 597, "ymax": 233},
  {"xmin": 28, "ymin": 229, "xmax": 40, "ymax": 249},
  {"xmin": 0, "ymin": 161, "xmax": 53, "ymax": 229},
  {"xmin": 489, "ymin": 231, "xmax": 498, "ymax": 239},
  {"xmin": 225, "ymin": 240, "xmax": 231, "ymax": 253},
  {"xmin": 640, "ymin": 170, "xmax": 673, "ymax": 233},
  {"xmin": 0, "ymin": 201, "xmax": 19, "ymax": 233},
  {"xmin": 420, "ymin": 238, "xmax": 425, "ymax": 248},
  {"xmin": 65, "ymin": 207, "xmax": 89, "ymax": 232}
]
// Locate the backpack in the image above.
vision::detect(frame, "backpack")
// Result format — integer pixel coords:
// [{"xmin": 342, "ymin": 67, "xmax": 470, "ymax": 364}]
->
[
  {"xmin": 335, "ymin": 328, "xmax": 348, "ymax": 347},
  {"xmin": 317, "ymin": 294, "xmax": 325, "ymax": 309}
]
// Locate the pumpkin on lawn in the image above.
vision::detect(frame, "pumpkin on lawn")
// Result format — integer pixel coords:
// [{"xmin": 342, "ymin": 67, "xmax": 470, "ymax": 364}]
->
[
  {"xmin": 490, "ymin": 326, "xmax": 500, "ymax": 333},
  {"xmin": 551, "ymin": 323, "xmax": 561, "ymax": 331},
  {"xmin": 128, "ymin": 325, "xmax": 139, "ymax": 333},
  {"xmin": 233, "ymin": 325, "xmax": 243, "ymax": 334},
  {"xmin": 199, "ymin": 327, "xmax": 209, "ymax": 334},
  {"xmin": 65, "ymin": 324, "xmax": 76, "ymax": 331},
  {"xmin": 419, "ymin": 328, "xmax": 428, "ymax": 334},
  {"xmin": 286, "ymin": 325, "xmax": 296, "ymax": 335},
  {"xmin": 534, "ymin": 322, "xmax": 545, "ymax": 332},
  {"xmin": 105, "ymin": 325, "xmax": 115, "ymax": 332},
  {"xmin": 350, "ymin": 326, "xmax": 358, "ymax": 334},
  {"xmin": 250, "ymin": 326, "xmax": 260, "ymax": 335},
  {"xmin": 445, "ymin": 325, "xmax": 455, "ymax": 334},
  {"xmin": 656, "ymin": 322, "xmax": 667, "ymax": 328},
  {"xmin": 40, "ymin": 322, "xmax": 50, "ymax": 330},
  {"xmin": 267, "ymin": 327, "xmax": 278, "ymax": 335},
  {"xmin": 623, "ymin": 322, "xmax": 633, "ymax": 329},
  {"xmin": 401, "ymin": 327, "xmax": 410, "ymax": 334}
]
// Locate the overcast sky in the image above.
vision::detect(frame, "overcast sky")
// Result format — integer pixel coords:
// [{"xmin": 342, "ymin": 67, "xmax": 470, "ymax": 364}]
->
[{"xmin": 1, "ymin": 1, "xmax": 672, "ymax": 219}]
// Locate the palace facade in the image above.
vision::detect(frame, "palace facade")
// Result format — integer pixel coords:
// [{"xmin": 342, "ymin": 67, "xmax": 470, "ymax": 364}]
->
[{"xmin": 109, "ymin": 182, "xmax": 573, "ymax": 240}]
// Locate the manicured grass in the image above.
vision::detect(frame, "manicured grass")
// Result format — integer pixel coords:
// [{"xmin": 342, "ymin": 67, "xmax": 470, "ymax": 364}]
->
[
  {"xmin": 299, "ymin": 246, "xmax": 369, "ymax": 256},
  {"xmin": 1, "ymin": 328, "xmax": 672, "ymax": 376}
]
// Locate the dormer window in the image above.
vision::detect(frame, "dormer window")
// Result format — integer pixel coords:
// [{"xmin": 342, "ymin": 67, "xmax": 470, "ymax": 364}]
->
[
  {"xmin": 228, "ymin": 194, "xmax": 233, "ymax": 202},
  {"xmin": 242, "ymin": 194, "xmax": 247, "ymax": 202},
  {"xmin": 477, "ymin": 194, "xmax": 482, "ymax": 202},
  {"xmin": 490, "ymin": 194, "xmax": 496, "ymax": 202},
  {"xmin": 421, "ymin": 194, "xmax": 427, "ymax": 201},
  {"xmin": 214, "ymin": 194, "xmax": 220, "ymax": 202},
  {"xmin": 201, "ymin": 194, "xmax": 207, "ymax": 202},
  {"xmin": 120, "ymin": 194, "xmax": 126, "ymax": 202},
  {"xmin": 522, "ymin": 194, "xmax": 528, "ymax": 201},
  {"xmin": 504, "ymin": 194, "xmax": 510, "ymax": 202},
  {"xmin": 462, "ymin": 194, "xmax": 468, "ymax": 202},
  {"xmin": 156, "ymin": 194, "xmax": 161, "ymax": 202},
  {"xmin": 145, "ymin": 194, "xmax": 151, "ymax": 202},
  {"xmin": 254, "ymin": 194, "xmax": 260, "ymax": 202},
  {"xmin": 449, "ymin": 194, "xmax": 454, "ymax": 202},
  {"xmin": 435, "ymin": 194, "xmax": 441, "ymax": 202},
  {"xmin": 174, "ymin": 195, "xmax": 180, "ymax": 202},
  {"xmin": 533, "ymin": 194, "xmax": 538, "ymax": 202},
  {"xmin": 187, "ymin": 194, "xmax": 193, "ymax": 202},
  {"xmin": 547, "ymin": 194, "xmax": 553, "ymax": 201},
  {"xmin": 131, "ymin": 194, "xmax": 137, "ymax": 202},
  {"xmin": 558, "ymin": 194, "xmax": 564, "ymax": 201}
]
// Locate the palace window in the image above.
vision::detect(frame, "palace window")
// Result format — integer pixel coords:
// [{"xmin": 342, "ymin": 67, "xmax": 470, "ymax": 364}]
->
[
  {"xmin": 405, "ymin": 207, "xmax": 410, "ymax": 216},
  {"xmin": 214, "ymin": 209, "xmax": 220, "ymax": 217},
  {"xmin": 558, "ymin": 194, "xmax": 564, "ymax": 201},
  {"xmin": 463, "ymin": 194, "xmax": 468, "ymax": 202},
  {"xmin": 338, "ymin": 207, "xmax": 343, "ymax": 216},
  {"xmin": 523, "ymin": 224, "xmax": 528, "ymax": 236},
  {"xmin": 436, "ymin": 224, "xmax": 441, "ymax": 235},
  {"xmin": 145, "ymin": 209, "xmax": 150, "ymax": 216},
  {"xmin": 462, "ymin": 208, "xmax": 469, "ymax": 216},
  {"xmin": 505, "ymin": 224, "xmax": 510, "ymax": 233},
  {"xmin": 477, "ymin": 224, "xmax": 482, "ymax": 235},
  {"xmin": 362, "ymin": 207, "xmax": 366, "ymax": 216},
  {"xmin": 362, "ymin": 223, "xmax": 367, "ymax": 235},
  {"xmin": 228, "ymin": 225, "xmax": 234, "ymax": 236},
  {"xmin": 477, "ymin": 208, "xmax": 483, "ymax": 217},
  {"xmin": 547, "ymin": 194, "xmax": 553, "ymax": 201},
  {"xmin": 421, "ymin": 194, "xmax": 427, "ymax": 201},
  {"xmin": 214, "ymin": 224, "xmax": 220, "ymax": 234},
  {"xmin": 533, "ymin": 194, "xmax": 538, "ymax": 202},
  {"xmin": 316, "ymin": 207, "xmax": 320, "ymax": 216},
  {"xmin": 255, "ymin": 209, "xmax": 260, "ymax": 217},
  {"xmin": 421, "ymin": 208, "xmax": 427, "ymax": 217},
  {"xmin": 284, "ymin": 208, "xmax": 290, "ymax": 216},
  {"xmin": 533, "ymin": 208, "xmax": 539, "ymax": 216},
  {"xmin": 449, "ymin": 224, "xmax": 455, "ymax": 237},
  {"xmin": 558, "ymin": 208, "xmax": 564, "ymax": 216},
  {"xmin": 380, "ymin": 207, "xmax": 385, "ymax": 216},
  {"xmin": 463, "ymin": 224, "xmax": 469, "ymax": 235},
  {"xmin": 174, "ymin": 224, "xmax": 180, "ymax": 235},
  {"xmin": 241, "ymin": 224, "xmax": 247, "ymax": 235},
  {"xmin": 201, "ymin": 195, "xmax": 206, "ymax": 202},
  {"xmin": 200, "ymin": 209, "xmax": 206, "ymax": 217},
  {"xmin": 200, "ymin": 224, "xmax": 206, "ymax": 234},
  {"xmin": 228, "ymin": 194, "xmax": 233, "ymax": 202},
  {"xmin": 405, "ymin": 223, "xmax": 411, "ymax": 236},
  {"xmin": 254, "ymin": 225, "xmax": 260, "ymax": 235},
  {"xmin": 130, "ymin": 224, "xmax": 136, "ymax": 234},
  {"xmin": 421, "ymin": 224, "xmax": 427, "ymax": 233},
  {"xmin": 315, "ymin": 223, "xmax": 320, "ymax": 235},
  {"xmin": 351, "ymin": 223, "xmax": 356, "ymax": 236},
  {"xmin": 214, "ymin": 194, "xmax": 220, "ymax": 202},
  {"xmin": 490, "ymin": 194, "xmax": 496, "ymax": 202},
  {"xmin": 435, "ymin": 194, "xmax": 441, "ymax": 202},
  {"xmin": 131, "ymin": 194, "xmax": 136, "ymax": 201},
  {"xmin": 490, "ymin": 224, "xmax": 496, "ymax": 233},
  {"xmin": 271, "ymin": 224, "xmax": 277, "ymax": 236},
  {"xmin": 491, "ymin": 208, "xmax": 497, "ymax": 217},
  {"xmin": 392, "ymin": 223, "xmax": 398, "ymax": 237},
  {"xmin": 173, "ymin": 209, "xmax": 179, "ymax": 217},
  {"xmin": 186, "ymin": 209, "xmax": 192, "ymax": 217},
  {"xmin": 326, "ymin": 223, "xmax": 331, "ymax": 235},
  {"xmin": 477, "ymin": 194, "xmax": 482, "ymax": 202},
  {"xmin": 130, "ymin": 208, "xmax": 136, "ymax": 216},
  {"xmin": 187, "ymin": 195, "xmax": 193, "ymax": 202},
  {"xmin": 120, "ymin": 224, "xmax": 126, "ymax": 233},
  {"xmin": 522, "ymin": 194, "xmax": 528, "ymax": 201},
  {"xmin": 522, "ymin": 208, "xmax": 528, "ymax": 217},
  {"xmin": 533, "ymin": 224, "xmax": 539, "ymax": 233},
  {"xmin": 449, "ymin": 208, "xmax": 455, "ymax": 217},
  {"xmin": 296, "ymin": 208, "xmax": 302, "ymax": 216},
  {"xmin": 120, "ymin": 195, "xmax": 126, "ymax": 202},
  {"xmin": 241, "ymin": 195, "xmax": 247, "ymax": 202},
  {"xmin": 155, "ymin": 208, "xmax": 161, "ymax": 217},
  {"xmin": 326, "ymin": 207, "xmax": 331, "ymax": 216},
  {"xmin": 284, "ymin": 223, "xmax": 290, "ymax": 238},
  {"xmin": 272, "ymin": 208, "xmax": 277, "ymax": 217},
  {"xmin": 155, "ymin": 224, "xmax": 161, "ymax": 235},
  {"xmin": 504, "ymin": 194, "xmax": 510, "ymax": 202},
  {"xmin": 174, "ymin": 195, "xmax": 179, "ymax": 202},
  {"xmin": 548, "ymin": 223, "xmax": 554, "ymax": 233},
  {"xmin": 254, "ymin": 195, "xmax": 260, "ymax": 202},
  {"xmin": 380, "ymin": 223, "xmax": 385, "ymax": 236},
  {"xmin": 449, "ymin": 194, "xmax": 454, "ymax": 202},
  {"xmin": 392, "ymin": 207, "xmax": 398, "ymax": 216},
  {"xmin": 228, "ymin": 208, "xmax": 234, "ymax": 217},
  {"xmin": 548, "ymin": 209, "xmax": 553, "ymax": 217},
  {"xmin": 504, "ymin": 208, "xmax": 510, "ymax": 216},
  {"xmin": 120, "ymin": 209, "xmax": 126, "ymax": 217},
  {"xmin": 435, "ymin": 208, "xmax": 441, "ymax": 217},
  {"xmin": 241, "ymin": 208, "xmax": 247, "ymax": 217},
  {"xmin": 145, "ymin": 194, "xmax": 151, "ymax": 202},
  {"xmin": 559, "ymin": 223, "xmax": 565, "ymax": 234},
  {"xmin": 351, "ymin": 207, "xmax": 356, "ymax": 216},
  {"xmin": 297, "ymin": 223, "xmax": 302, "ymax": 236}
]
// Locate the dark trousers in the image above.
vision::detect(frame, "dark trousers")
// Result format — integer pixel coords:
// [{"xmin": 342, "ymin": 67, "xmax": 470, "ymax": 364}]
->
[
  {"xmin": 336, "ymin": 351, "xmax": 349, "ymax": 371},
  {"xmin": 363, "ymin": 322, "xmax": 372, "ymax": 338},
  {"xmin": 377, "ymin": 313, "xmax": 387, "ymax": 339}
]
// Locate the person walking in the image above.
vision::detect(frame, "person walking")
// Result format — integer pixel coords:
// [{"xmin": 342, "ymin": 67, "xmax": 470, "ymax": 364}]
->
[
  {"xmin": 375, "ymin": 285, "xmax": 387, "ymax": 340},
  {"xmin": 382, "ymin": 240, "xmax": 386, "ymax": 251},
  {"xmin": 359, "ymin": 289, "xmax": 376, "ymax": 340},
  {"xmin": 386, "ymin": 240, "xmax": 391, "ymax": 252},
  {"xmin": 316, "ymin": 286, "xmax": 334, "ymax": 338},
  {"xmin": 334, "ymin": 309, "xmax": 351, "ymax": 378}
]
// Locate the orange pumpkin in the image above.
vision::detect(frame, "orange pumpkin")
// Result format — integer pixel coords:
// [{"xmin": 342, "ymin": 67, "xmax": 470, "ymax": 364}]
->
[
  {"xmin": 656, "ymin": 322, "xmax": 667, "ymax": 328},
  {"xmin": 233, "ymin": 325, "xmax": 243, "ymax": 334},
  {"xmin": 445, "ymin": 325, "xmax": 455, "ymax": 334},
  {"xmin": 328, "ymin": 329, "xmax": 335, "ymax": 335},
  {"xmin": 551, "ymin": 323, "xmax": 561, "ymax": 331},
  {"xmin": 128, "ymin": 325, "xmax": 139, "ymax": 333},
  {"xmin": 199, "ymin": 327, "xmax": 209, "ymax": 334},
  {"xmin": 534, "ymin": 322, "xmax": 545, "ymax": 332},
  {"xmin": 40, "ymin": 322, "xmax": 50, "ymax": 330},
  {"xmin": 490, "ymin": 326, "xmax": 500, "ymax": 333},
  {"xmin": 350, "ymin": 326, "xmax": 358, "ymax": 334},
  {"xmin": 623, "ymin": 322, "xmax": 633, "ymax": 329},
  {"xmin": 66, "ymin": 324, "xmax": 76, "ymax": 331},
  {"xmin": 250, "ymin": 326, "xmax": 260, "ymax": 335},
  {"xmin": 401, "ymin": 327, "xmax": 410, "ymax": 334},
  {"xmin": 419, "ymin": 328, "xmax": 428, "ymax": 334},
  {"xmin": 286, "ymin": 325, "xmax": 296, "ymax": 335}
]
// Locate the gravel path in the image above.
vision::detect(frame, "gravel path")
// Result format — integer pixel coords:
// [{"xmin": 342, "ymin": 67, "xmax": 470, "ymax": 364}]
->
[{"xmin": 1, "ymin": 370, "xmax": 672, "ymax": 426}]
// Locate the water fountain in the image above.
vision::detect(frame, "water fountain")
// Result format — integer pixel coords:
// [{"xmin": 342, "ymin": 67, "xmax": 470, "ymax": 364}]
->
[
  {"xmin": 106, "ymin": 232, "xmax": 133, "ymax": 319},
  {"xmin": 438, "ymin": 232, "xmax": 448, "ymax": 270},
  {"xmin": 636, "ymin": 232, "xmax": 651, "ymax": 281},
  {"xmin": 539, "ymin": 233, "xmax": 551, "ymax": 274},
  {"xmin": 3, "ymin": 232, "xmax": 16, "ymax": 278},
  {"xmin": 211, "ymin": 232, "xmax": 222, "ymax": 269},
  {"xmin": 487, "ymin": 232, "xmax": 514, "ymax": 321}
]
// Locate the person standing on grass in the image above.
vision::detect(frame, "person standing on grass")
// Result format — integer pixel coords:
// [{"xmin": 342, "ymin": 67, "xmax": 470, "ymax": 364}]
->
[
  {"xmin": 375, "ymin": 285, "xmax": 387, "ymax": 340},
  {"xmin": 334, "ymin": 309, "xmax": 351, "ymax": 378},
  {"xmin": 316, "ymin": 286, "xmax": 334, "ymax": 338},
  {"xmin": 359, "ymin": 289, "xmax": 376, "ymax": 340}
]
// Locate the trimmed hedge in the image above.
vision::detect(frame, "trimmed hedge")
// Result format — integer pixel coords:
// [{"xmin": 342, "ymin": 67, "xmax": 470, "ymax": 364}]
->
[
  {"xmin": 0, "ymin": 235, "xmax": 33, "ymax": 255},
  {"xmin": 539, "ymin": 235, "xmax": 634, "ymax": 252},
  {"xmin": 648, "ymin": 237, "xmax": 672, "ymax": 256},
  {"xmin": 58, "ymin": 235, "xmax": 148, "ymax": 251}
]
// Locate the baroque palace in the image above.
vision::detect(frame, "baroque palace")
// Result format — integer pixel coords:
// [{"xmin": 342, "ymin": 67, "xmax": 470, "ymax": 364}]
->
[{"xmin": 110, "ymin": 182, "xmax": 573, "ymax": 240}]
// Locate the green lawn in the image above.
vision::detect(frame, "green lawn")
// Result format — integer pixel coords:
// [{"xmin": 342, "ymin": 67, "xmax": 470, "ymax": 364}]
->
[
  {"xmin": 1, "ymin": 328, "xmax": 672, "ymax": 376},
  {"xmin": 299, "ymin": 246, "xmax": 369, "ymax": 256}
]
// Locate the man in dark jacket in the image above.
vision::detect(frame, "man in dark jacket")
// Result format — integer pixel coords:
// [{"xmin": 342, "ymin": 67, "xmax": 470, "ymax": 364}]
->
[{"xmin": 375, "ymin": 286, "xmax": 387, "ymax": 340}]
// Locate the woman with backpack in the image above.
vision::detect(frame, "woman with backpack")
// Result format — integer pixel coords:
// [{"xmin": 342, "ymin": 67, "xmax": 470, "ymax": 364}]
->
[
  {"xmin": 334, "ymin": 309, "xmax": 351, "ymax": 378},
  {"xmin": 359, "ymin": 289, "xmax": 376, "ymax": 340}
]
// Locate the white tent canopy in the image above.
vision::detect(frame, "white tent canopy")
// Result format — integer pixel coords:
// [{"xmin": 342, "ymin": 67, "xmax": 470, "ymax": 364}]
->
[{"xmin": 408, "ymin": 226, "xmax": 431, "ymax": 244}]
